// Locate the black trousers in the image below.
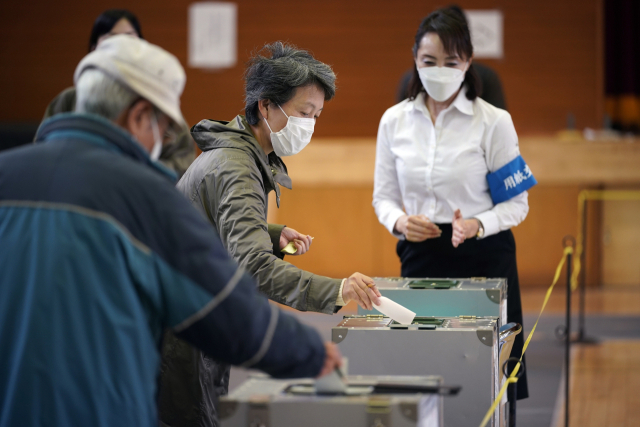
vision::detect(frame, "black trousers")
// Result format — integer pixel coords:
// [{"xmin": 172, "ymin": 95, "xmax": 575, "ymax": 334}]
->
[{"xmin": 397, "ymin": 225, "xmax": 529, "ymax": 400}]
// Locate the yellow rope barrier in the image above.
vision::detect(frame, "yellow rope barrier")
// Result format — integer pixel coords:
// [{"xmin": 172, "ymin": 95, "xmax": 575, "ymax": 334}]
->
[
  {"xmin": 479, "ymin": 246, "xmax": 573, "ymax": 427},
  {"xmin": 479, "ymin": 189, "xmax": 640, "ymax": 426},
  {"xmin": 572, "ymin": 190, "xmax": 640, "ymax": 291}
]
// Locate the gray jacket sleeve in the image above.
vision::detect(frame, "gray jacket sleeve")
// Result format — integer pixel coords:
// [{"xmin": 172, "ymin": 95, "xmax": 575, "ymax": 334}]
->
[
  {"xmin": 268, "ymin": 223, "xmax": 286, "ymax": 260},
  {"xmin": 196, "ymin": 155, "xmax": 340, "ymax": 314},
  {"xmin": 151, "ymin": 184, "xmax": 326, "ymax": 379}
]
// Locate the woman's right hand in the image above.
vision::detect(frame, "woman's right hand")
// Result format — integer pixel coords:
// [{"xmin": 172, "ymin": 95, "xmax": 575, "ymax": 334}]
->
[
  {"xmin": 342, "ymin": 273, "xmax": 381, "ymax": 310},
  {"xmin": 394, "ymin": 214, "xmax": 442, "ymax": 242}
]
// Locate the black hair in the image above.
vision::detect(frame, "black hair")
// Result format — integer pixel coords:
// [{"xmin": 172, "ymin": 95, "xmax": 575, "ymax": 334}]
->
[
  {"xmin": 88, "ymin": 9, "xmax": 143, "ymax": 52},
  {"xmin": 244, "ymin": 42, "xmax": 336, "ymax": 126},
  {"xmin": 407, "ymin": 5, "xmax": 482, "ymax": 101}
]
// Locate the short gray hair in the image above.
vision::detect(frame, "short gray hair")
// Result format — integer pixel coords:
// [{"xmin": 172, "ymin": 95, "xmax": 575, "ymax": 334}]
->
[
  {"xmin": 75, "ymin": 69, "xmax": 138, "ymax": 120},
  {"xmin": 244, "ymin": 42, "xmax": 337, "ymax": 125}
]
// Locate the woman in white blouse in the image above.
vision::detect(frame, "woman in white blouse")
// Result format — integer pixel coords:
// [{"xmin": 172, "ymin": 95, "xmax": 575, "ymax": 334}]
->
[{"xmin": 373, "ymin": 6, "xmax": 535, "ymax": 406}]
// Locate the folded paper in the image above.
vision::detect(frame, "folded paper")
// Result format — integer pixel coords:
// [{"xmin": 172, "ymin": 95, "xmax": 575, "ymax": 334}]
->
[{"xmin": 373, "ymin": 296, "xmax": 416, "ymax": 324}]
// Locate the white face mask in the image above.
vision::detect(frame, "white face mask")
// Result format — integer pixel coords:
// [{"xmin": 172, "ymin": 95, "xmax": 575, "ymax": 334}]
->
[
  {"xmin": 417, "ymin": 63, "xmax": 468, "ymax": 102},
  {"xmin": 264, "ymin": 104, "xmax": 315, "ymax": 157},
  {"xmin": 149, "ymin": 111, "xmax": 163, "ymax": 161}
]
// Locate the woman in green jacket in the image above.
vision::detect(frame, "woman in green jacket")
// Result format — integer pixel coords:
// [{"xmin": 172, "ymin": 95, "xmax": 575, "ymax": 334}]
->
[{"xmin": 159, "ymin": 42, "xmax": 381, "ymax": 427}]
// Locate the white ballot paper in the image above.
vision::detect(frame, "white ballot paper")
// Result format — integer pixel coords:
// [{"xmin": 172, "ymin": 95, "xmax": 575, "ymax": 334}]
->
[
  {"xmin": 315, "ymin": 368, "xmax": 347, "ymax": 394},
  {"xmin": 373, "ymin": 296, "xmax": 416, "ymax": 324}
]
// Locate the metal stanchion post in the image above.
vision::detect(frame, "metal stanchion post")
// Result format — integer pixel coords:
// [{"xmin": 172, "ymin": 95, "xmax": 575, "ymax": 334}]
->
[
  {"xmin": 578, "ymin": 201, "xmax": 586, "ymax": 341},
  {"xmin": 503, "ymin": 357, "xmax": 524, "ymax": 427},
  {"xmin": 565, "ymin": 240, "xmax": 572, "ymax": 427},
  {"xmin": 576, "ymin": 200, "xmax": 598, "ymax": 344}
]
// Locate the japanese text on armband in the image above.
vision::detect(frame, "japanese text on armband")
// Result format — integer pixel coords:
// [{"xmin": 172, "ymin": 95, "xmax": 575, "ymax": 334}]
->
[{"xmin": 486, "ymin": 155, "xmax": 537, "ymax": 204}]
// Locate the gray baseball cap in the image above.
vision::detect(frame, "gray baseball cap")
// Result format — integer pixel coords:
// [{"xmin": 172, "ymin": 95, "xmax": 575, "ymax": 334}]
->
[{"xmin": 74, "ymin": 35, "xmax": 187, "ymax": 129}]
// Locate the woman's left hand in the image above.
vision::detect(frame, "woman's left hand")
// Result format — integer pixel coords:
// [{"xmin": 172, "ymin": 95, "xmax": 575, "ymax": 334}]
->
[
  {"xmin": 451, "ymin": 209, "xmax": 480, "ymax": 248},
  {"xmin": 279, "ymin": 227, "xmax": 313, "ymax": 255}
]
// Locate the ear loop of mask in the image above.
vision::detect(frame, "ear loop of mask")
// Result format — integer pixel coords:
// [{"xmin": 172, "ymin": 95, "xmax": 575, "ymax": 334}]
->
[
  {"xmin": 149, "ymin": 110, "xmax": 163, "ymax": 161},
  {"xmin": 278, "ymin": 104, "xmax": 289, "ymax": 119},
  {"xmin": 264, "ymin": 116, "xmax": 274, "ymax": 133},
  {"xmin": 263, "ymin": 103, "xmax": 284, "ymax": 133}
]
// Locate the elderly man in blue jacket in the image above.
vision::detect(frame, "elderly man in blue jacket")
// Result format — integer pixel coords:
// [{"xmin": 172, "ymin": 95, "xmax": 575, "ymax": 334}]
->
[{"xmin": 0, "ymin": 35, "xmax": 341, "ymax": 427}]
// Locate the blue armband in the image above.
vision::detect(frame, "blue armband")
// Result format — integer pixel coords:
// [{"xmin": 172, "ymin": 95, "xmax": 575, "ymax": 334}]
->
[{"xmin": 486, "ymin": 155, "xmax": 537, "ymax": 204}]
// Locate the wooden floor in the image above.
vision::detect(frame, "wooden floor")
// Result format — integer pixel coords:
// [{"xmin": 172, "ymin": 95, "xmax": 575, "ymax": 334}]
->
[
  {"xmin": 521, "ymin": 286, "xmax": 640, "ymax": 315},
  {"xmin": 520, "ymin": 287, "xmax": 640, "ymax": 427},
  {"xmin": 551, "ymin": 341, "xmax": 640, "ymax": 427}
]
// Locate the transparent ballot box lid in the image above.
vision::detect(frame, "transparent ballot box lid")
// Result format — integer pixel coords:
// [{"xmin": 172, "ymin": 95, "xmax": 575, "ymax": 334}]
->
[{"xmin": 359, "ymin": 277, "xmax": 507, "ymax": 320}]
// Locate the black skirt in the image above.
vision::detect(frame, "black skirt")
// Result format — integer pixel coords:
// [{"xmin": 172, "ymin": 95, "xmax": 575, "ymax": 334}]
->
[{"xmin": 397, "ymin": 224, "xmax": 529, "ymax": 400}]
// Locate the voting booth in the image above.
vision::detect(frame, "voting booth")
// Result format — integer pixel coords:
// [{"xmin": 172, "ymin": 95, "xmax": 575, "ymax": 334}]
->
[{"xmin": 219, "ymin": 375, "xmax": 452, "ymax": 427}]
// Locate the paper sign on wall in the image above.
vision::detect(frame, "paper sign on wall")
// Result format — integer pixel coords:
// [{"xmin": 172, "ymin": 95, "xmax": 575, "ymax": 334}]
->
[
  {"xmin": 188, "ymin": 2, "xmax": 237, "ymax": 69},
  {"xmin": 465, "ymin": 10, "xmax": 504, "ymax": 59}
]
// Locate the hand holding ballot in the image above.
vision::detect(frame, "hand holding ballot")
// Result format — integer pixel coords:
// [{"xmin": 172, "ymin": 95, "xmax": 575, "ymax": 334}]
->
[{"xmin": 342, "ymin": 273, "xmax": 381, "ymax": 310}]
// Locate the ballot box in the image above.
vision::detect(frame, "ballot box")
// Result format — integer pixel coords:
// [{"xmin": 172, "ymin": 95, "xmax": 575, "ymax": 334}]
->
[
  {"xmin": 219, "ymin": 375, "xmax": 453, "ymax": 427},
  {"xmin": 358, "ymin": 277, "xmax": 507, "ymax": 323},
  {"xmin": 333, "ymin": 315, "xmax": 514, "ymax": 427}
]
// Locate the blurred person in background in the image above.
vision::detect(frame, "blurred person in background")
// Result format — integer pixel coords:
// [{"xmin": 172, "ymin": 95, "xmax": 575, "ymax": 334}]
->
[
  {"xmin": 159, "ymin": 42, "xmax": 381, "ymax": 427},
  {"xmin": 0, "ymin": 36, "xmax": 341, "ymax": 427},
  {"xmin": 41, "ymin": 9, "xmax": 195, "ymax": 178}
]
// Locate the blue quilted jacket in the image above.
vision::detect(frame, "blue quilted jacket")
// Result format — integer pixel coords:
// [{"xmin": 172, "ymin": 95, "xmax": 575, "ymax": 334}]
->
[{"xmin": 0, "ymin": 114, "xmax": 325, "ymax": 427}]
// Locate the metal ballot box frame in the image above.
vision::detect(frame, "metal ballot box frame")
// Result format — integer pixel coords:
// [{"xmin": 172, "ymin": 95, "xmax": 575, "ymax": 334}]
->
[
  {"xmin": 359, "ymin": 277, "xmax": 507, "ymax": 324},
  {"xmin": 219, "ymin": 375, "xmax": 447, "ymax": 427},
  {"xmin": 333, "ymin": 315, "xmax": 505, "ymax": 427}
]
